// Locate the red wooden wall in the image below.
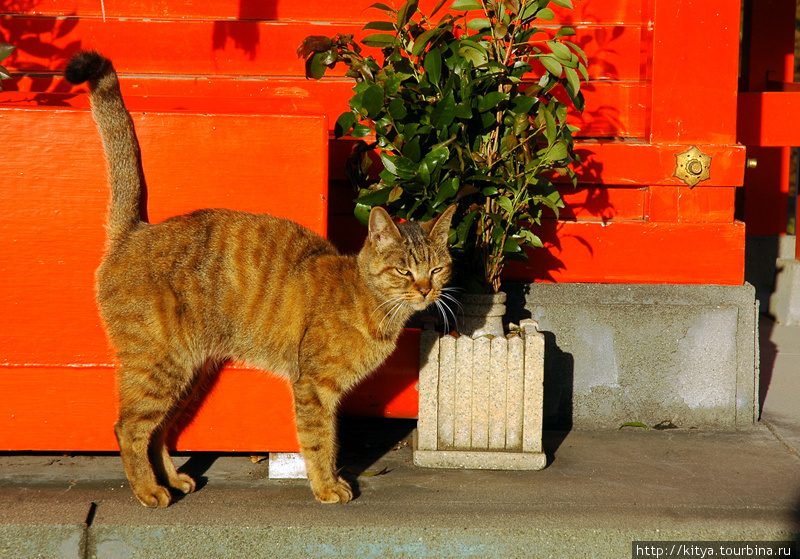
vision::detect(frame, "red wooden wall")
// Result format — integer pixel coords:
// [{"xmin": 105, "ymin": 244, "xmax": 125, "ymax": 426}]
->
[{"xmin": 0, "ymin": 0, "xmax": 747, "ymax": 451}]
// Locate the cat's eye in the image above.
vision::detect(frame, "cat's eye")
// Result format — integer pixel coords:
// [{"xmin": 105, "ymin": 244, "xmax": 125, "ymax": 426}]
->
[
  {"xmin": 395, "ymin": 267, "xmax": 413, "ymax": 277},
  {"xmin": 431, "ymin": 267, "xmax": 443, "ymax": 275}
]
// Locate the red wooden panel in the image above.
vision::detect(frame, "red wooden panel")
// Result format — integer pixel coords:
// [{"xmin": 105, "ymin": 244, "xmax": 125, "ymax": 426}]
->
[
  {"xmin": 737, "ymin": 92, "xmax": 800, "ymax": 147},
  {"xmin": 504, "ymin": 220, "xmax": 745, "ymax": 285},
  {"xmin": 8, "ymin": 0, "xmax": 647, "ymax": 24},
  {"xmin": 1, "ymin": 17, "xmax": 644, "ymax": 81},
  {"xmin": 0, "ymin": 365, "xmax": 300, "ymax": 452},
  {"xmin": 557, "ymin": 186, "xmax": 645, "ymax": 221},
  {"xmin": 649, "ymin": 0, "xmax": 740, "ymax": 144},
  {"xmin": 341, "ymin": 330, "xmax": 421, "ymax": 418},
  {"xmin": 0, "ymin": 106, "xmax": 327, "ymax": 367},
  {"xmin": 0, "ymin": 336, "xmax": 421, "ymax": 452},
  {"xmin": 646, "ymin": 186, "xmax": 735, "ymax": 224},
  {"xmin": 6, "ymin": 78, "xmax": 648, "ymax": 139},
  {"xmin": 329, "ymin": 139, "xmax": 746, "ymax": 187}
]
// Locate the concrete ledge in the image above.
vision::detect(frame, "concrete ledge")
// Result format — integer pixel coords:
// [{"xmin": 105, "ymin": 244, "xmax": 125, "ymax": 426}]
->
[
  {"xmin": 413, "ymin": 433, "xmax": 547, "ymax": 470},
  {"xmin": 770, "ymin": 258, "xmax": 800, "ymax": 326},
  {"xmin": 504, "ymin": 282, "xmax": 759, "ymax": 429}
]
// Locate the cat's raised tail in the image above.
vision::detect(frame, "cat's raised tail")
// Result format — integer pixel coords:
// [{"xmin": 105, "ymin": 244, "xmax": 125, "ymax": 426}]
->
[{"xmin": 65, "ymin": 51, "xmax": 143, "ymax": 241}]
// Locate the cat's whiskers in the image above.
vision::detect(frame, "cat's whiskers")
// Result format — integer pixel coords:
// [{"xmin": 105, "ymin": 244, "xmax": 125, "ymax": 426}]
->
[
  {"xmin": 433, "ymin": 299, "xmax": 451, "ymax": 333},
  {"xmin": 373, "ymin": 297, "xmax": 406, "ymax": 337},
  {"xmin": 435, "ymin": 294, "xmax": 460, "ymax": 334}
]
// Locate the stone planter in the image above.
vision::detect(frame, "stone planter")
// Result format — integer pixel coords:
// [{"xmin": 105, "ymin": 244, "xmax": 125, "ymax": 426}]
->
[
  {"xmin": 414, "ymin": 318, "xmax": 546, "ymax": 470},
  {"xmin": 458, "ymin": 291, "xmax": 507, "ymax": 338}
]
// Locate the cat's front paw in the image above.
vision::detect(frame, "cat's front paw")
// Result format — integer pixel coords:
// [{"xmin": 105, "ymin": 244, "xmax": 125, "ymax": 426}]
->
[
  {"xmin": 132, "ymin": 483, "xmax": 173, "ymax": 508},
  {"xmin": 312, "ymin": 476, "xmax": 353, "ymax": 504}
]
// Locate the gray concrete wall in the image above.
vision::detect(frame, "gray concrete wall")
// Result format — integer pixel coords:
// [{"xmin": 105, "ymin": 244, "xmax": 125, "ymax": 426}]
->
[{"xmin": 504, "ymin": 283, "xmax": 759, "ymax": 429}]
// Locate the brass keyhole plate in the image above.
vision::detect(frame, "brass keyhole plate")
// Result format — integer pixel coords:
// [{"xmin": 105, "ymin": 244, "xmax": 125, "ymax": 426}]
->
[{"xmin": 673, "ymin": 146, "xmax": 712, "ymax": 187}]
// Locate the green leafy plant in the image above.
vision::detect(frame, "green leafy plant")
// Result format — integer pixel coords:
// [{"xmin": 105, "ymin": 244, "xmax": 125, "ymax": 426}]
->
[
  {"xmin": 299, "ymin": 0, "xmax": 585, "ymax": 293},
  {"xmin": 0, "ymin": 43, "xmax": 16, "ymax": 91}
]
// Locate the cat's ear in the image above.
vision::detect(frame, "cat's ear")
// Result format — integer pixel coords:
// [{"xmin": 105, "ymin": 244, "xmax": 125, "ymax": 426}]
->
[
  {"xmin": 424, "ymin": 204, "xmax": 456, "ymax": 246},
  {"xmin": 368, "ymin": 206, "xmax": 402, "ymax": 251}
]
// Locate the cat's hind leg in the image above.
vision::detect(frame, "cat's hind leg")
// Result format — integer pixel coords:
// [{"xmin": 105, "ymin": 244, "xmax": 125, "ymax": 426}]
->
[
  {"xmin": 148, "ymin": 359, "xmax": 218, "ymax": 496},
  {"xmin": 115, "ymin": 358, "xmax": 196, "ymax": 508}
]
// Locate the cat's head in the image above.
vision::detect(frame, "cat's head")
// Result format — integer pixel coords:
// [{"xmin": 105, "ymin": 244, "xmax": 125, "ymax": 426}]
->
[{"xmin": 361, "ymin": 205, "xmax": 456, "ymax": 312}]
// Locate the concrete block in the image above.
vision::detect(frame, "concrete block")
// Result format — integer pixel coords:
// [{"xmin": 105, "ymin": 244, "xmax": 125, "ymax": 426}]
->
[
  {"xmin": 770, "ymin": 258, "xmax": 800, "ymax": 326},
  {"xmin": 268, "ymin": 453, "xmax": 307, "ymax": 479},
  {"xmin": 416, "ymin": 329, "xmax": 440, "ymax": 451},
  {"xmin": 470, "ymin": 337, "xmax": 491, "ymax": 450},
  {"xmin": 453, "ymin": 337, "xmax": 473, "ymax": 449},
  {"xmin": 413, "ymin": 436, "xmax": 547, "ymax": 470},
  {"xmin": 437, "ymin": 335, "xmax": 456, "ymax": 449},
  {"xmin": 488, "ymin": 337, "xmax": 508, "ymax": 450},
  {"xmin": 522, "ymin": 323, "xmax": 545, "ymax": 454},
  {"xmin": 506, "ymin": 336, "xmax": 525, "ymax": 450},
  {"xmin": 505, "ymin": 283, "xmax": 759, "ymax": 428}
]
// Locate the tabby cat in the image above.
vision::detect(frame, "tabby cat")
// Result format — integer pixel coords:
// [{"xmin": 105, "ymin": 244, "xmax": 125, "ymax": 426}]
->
[{"xmin": 64, "ymin": 51, "xmax": 455, "ymax": 507}]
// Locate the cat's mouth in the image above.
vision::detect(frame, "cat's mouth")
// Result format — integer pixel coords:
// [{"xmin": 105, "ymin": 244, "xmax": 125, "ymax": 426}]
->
[{"xmin": 410, "ymin": 297, "xmax": 433, "ymax": 312}]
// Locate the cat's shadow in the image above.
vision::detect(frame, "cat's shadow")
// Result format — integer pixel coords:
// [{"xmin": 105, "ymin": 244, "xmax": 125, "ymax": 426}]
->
[{"xmin": 336, "ymin": 417, "xmax": 416, "ymax": 499}]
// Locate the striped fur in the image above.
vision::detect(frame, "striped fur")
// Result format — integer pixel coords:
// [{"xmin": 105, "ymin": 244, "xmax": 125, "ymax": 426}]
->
[{"xmin": 65, "ymin": 52, "xmax": 455, "ymax": 507}]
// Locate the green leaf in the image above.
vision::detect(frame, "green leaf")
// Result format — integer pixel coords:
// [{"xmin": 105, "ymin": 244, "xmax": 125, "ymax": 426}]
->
[
  {"xmin": 509, "ymin": 95, "xmax": 536, "ymax": 115},
  {"xmin": 388, "ymin": 185, "xmax": 404, "ymax": 203},
  {"xmin": 368, "ymin": 2, "xmax": 396, "ymax": 12},
  {"xmin": 478, "ymin": 90, "xmax": 507, "ymax": 112},
  {"xmin": 467, "ymin": 18, "xmax": 491, "ymax": 31},
  {"xmin": 547, "ymin": 141, "xmax": 569, "ymax": 161},
  {"xmin": 519, "ymin": 229, "xmax": 543, "ymax": 248},
  {"xmin": 503, "ymin": 236, "xmax": 523, "ymax": 253},
  {"xmin": 351, "ymin": 123, "xmax": 373, "ymax": 138},
  {"xmin": 412, "ymin": 28, "xmax": 440, "ymax": 57},
  {"xmin": 548, "ymin": 41, "xmax": 572, "ymax": 61},
  {"xmin": 363, "ymin": 21, "xmax": 396, "ymax": 31},
  {"xmin": 402, "ymin": 136, "xmax": 421, "ymax": 162},
  {"xmin": 541, "ymin": 106, "xmax": 556, "ymax": 143},
  {"xmin": 0, "ymin": 64, "xmax": 11, "ymax": 81},
  {"xmin": 362, "ymin": 33, "xmax": 397, "ymax": 47},
  {"xmin": 450, "ymin": 0, "xmax": 483, "ymax": 10},
  {"xmin": 564, "ymin": 66, "xmax": 580, "ymax": 94},
  {"xmin": 0, "ymin": 44, "xmax": 16, "ymax": 63},
  {"xmin": 540, "ymin": 55, "xmax": 563, "ymax": 77},
  {"xmin": 537, "ymin": 7, "xmax": 555, "ymax": 19},
  {"xmin": 520, "ymin": 2, "xmax": 538, "ymax": 19},
  {"xmin": 423, "ymin": 47, "xmax": 442, "ymax": 85},
  {"xmin": 431, "ymin": 91, "xmax": 456, "ymax": 128},
  {"xmin": 618, "ymin": 422, "xmax": 649, "ymax": 431},
  {"xmin": 334, "ymin": 112, "xmax": 356, "ymax": 138},
  {"xmin": 397, "ymin": 0, "xmax": 419, "ymax": 28},
  {"xmin": 454, "ymin": 102, "xmax": 473, "ymax": 119},
  {"xmin": 458, "ymin": 45, "xmax": 487, "ymax": 66},
  {"xmin": 361, "ymin": 84, "xmax": 385, "ymax": 120},
  {"xmin": 433, "ymin": 177, "xmax": 459, "ymax": 207},
  {"xmin": 388, "ymin": 97, "xmax": 408, "ymax": 120},
  {"xmin": 357, "ymin": 186, "xmax": 395, "ymax": 206},
  {"xmin": 550, "ymin": 0, "xmax": 573, "ymax": 8},
  {"xmin": 354, "ymin": 202, "xmax": 372, "ymax": 226},
  {"xmin": 555, "ymin": 27, "xmax": 576, "ymax": 38},
  {"xmin": 496, "ymin": 196, "xmax": 514, "ymax": 214},
  {"xmin": 381, "ymin": 153, "xmax": 418, "ymax": 179},
  {"xmin": 305, "ymin": 51, "xmax": 331, "ymax": 79},
  {"xmin": 423, "ymin": 146, "xmax": 450, "ymax": 171}
]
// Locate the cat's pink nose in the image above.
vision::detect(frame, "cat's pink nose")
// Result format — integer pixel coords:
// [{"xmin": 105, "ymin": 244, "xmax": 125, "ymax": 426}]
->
[{"xmin": 417, "ymin": 285, "xmax": 431, "ymax": 297}]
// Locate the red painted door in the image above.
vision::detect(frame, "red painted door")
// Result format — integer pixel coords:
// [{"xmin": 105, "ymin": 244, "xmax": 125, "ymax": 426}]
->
[{"xmin": 0, "ymin": 0, "xmax": 747, "ymax": 452}]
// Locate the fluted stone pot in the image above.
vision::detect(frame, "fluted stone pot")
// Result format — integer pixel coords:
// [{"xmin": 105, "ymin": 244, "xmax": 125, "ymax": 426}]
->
[{"xmin": 414, "ymin": 318, "xmax": 546, "ymax": 471}]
